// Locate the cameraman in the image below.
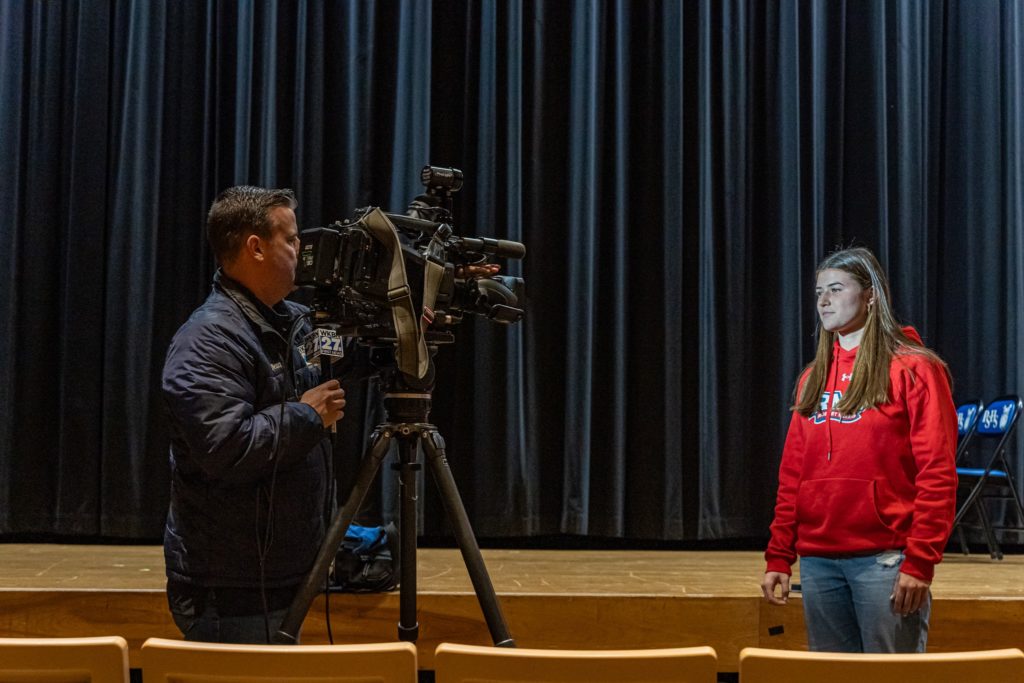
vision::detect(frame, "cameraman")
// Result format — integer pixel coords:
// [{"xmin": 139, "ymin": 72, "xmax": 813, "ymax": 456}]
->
[{"xmin": 161, "ymin": 186, "xmax": 346, "ymax": 643}]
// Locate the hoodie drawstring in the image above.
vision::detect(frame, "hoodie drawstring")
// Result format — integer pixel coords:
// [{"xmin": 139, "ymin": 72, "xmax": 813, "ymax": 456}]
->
[{"xmin": 826, "ymin": 345, "xmax": 839, "ymax": 462}]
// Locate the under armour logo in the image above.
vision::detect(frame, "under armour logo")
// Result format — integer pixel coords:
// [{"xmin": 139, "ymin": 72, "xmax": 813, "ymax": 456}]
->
[{"xmin": 841, "ymin": 373, "xmax": 853, "ymax": 382}]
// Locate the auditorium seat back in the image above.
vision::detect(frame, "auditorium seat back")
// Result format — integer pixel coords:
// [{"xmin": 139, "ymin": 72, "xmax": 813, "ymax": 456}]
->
[
  {"xmin": 738, "ymin": 646, "xmax": 1024, "ymax": 682},
  {"xmin": 0, "ymin": 635, "xmax": 129, "ymax": 683},
  {"xmin": 434, "ymin": 642, "xmax": 718, "ymax": 682},
  {"xmin": 140, "ymin": 638, "xmax": 417, "ymax": 682}
]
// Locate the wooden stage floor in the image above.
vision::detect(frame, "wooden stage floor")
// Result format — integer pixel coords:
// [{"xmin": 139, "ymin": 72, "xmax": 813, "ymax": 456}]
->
[{"xmin": 0, "ymin": 544, "xmax": 1021, "ymax": 671}]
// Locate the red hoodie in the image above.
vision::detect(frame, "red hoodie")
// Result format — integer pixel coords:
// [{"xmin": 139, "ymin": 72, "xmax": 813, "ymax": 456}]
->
[{"xmin": 764, "ymin": 327, "xmax": 958, "ymax": 582}]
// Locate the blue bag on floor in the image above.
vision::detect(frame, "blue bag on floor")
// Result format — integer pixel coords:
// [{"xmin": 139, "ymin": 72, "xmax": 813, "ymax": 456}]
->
[{"xmin": 329, "ymin": 522, "xmax": 399, "ymax": 593}]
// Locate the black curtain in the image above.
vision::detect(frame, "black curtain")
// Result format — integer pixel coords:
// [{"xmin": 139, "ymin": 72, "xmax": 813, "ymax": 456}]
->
[{"xmin": 1, "ymin": 0, "xmax": 1021, "ymax": 543}]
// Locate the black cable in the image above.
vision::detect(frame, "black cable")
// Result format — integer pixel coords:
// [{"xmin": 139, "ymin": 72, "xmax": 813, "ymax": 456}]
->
[
  {"xmin": 255, "ymin": 312, "xmax": 311, "ymax": 643},
  {"xmin": 320, "ymin": 352, "xmax": 338, "ymax": 645},
  {"xmin": 255, "ymin": 482, "xmax": 275, "ymax": 642},
  {"xmin": 256, "ymin": 385, "xmax": 287, "ymax": 643},
  {"xmin": 325, "ymin": 573, "xmax": 334, "ymax": 644}
]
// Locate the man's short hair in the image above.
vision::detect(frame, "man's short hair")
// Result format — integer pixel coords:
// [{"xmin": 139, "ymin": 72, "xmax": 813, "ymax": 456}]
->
[{"xmin": 207, "ymin": 186, "xmax": 297, "ymax": 265}]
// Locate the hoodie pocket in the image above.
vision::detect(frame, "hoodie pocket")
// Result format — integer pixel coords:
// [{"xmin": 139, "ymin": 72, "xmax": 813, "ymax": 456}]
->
[{"xmin": 796, "ymin": 478, "xmax": 900, "ymax": 544}]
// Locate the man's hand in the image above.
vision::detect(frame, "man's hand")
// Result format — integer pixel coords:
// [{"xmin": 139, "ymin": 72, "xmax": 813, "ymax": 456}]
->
[
  {"xmin": 891, "ymin": 571, "xmax": 930, "ymax": 616},
  {"xmin": 761, "ymin": 571, "xmax": 791, "ymax": 605},
  {"xmin": 300, "ymin": 379, "xmax": 346, "ymax": 428}
]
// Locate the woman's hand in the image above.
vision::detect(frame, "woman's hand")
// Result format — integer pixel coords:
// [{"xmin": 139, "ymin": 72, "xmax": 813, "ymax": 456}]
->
[
  {"xmin": 891, "ymin": 571, "xmax": 930, "ymax": 616},
  {"xmin": 761, "ymin": 571, "xmax": 791, "ymax": 605}
]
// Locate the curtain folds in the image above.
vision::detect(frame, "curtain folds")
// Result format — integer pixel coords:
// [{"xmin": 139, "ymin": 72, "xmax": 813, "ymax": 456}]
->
[{"xmin": 1, "ymin": 0, "xmax": 1021, "ymax": 542}]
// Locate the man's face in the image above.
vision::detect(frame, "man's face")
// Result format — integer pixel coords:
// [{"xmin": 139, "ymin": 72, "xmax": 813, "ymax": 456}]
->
[
  {"xmin": 815, "ymin": 268, "xmax": 872, "ymax": 335},
  {"xmin": 261, "ymin": 206, "xmax": 300, "ymax": 304}
]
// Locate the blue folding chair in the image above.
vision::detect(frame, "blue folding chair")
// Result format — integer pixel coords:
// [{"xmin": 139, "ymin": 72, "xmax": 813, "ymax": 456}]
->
[{"xmin": 952, "ymin": 395, "xmax": 1024, "ymax": 560}]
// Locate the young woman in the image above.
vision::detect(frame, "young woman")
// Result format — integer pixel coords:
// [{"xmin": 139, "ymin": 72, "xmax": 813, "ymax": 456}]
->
[{"xmin": 761, "ymin": 247, "xmax": 958, "ymax": 653}]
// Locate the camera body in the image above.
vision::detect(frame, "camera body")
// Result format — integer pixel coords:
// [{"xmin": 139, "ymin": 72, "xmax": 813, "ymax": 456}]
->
[{"xmin": 295, "ymin": 167, "xmax": 524, "ymax": 347}]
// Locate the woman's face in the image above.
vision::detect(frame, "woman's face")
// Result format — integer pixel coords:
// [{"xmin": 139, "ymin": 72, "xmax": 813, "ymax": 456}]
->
[{"xmin": 815, "ymin": 268, "xmax": 872, "ymax": 336}]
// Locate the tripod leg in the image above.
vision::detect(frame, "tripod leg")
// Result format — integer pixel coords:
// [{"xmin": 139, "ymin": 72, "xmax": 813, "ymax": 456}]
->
[
  {"xmin": 421, "ymin": 428, "xmax": 515, "ymax": 647},
  {"xmin": 273, "ymin": 427, "xmax": 394, "ymax": 644},
  {"xmin": 396, "ymin": 436, "xmax": 421, "ymax": 642}
]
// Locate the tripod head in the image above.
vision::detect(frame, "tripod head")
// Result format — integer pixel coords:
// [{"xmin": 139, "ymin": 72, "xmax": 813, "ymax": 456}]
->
[{"xmin": 368, "ymin": 344, "xmax": 438, "ymax": 425}]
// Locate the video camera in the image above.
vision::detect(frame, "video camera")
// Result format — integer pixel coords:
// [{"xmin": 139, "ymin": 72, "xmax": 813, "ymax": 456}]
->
[{"xmin": 295, "ymin": 166, "xmax": 525, "ymax": 379}]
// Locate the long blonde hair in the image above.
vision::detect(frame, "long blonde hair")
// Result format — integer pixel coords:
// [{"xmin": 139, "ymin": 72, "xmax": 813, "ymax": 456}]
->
[{"xmin": 793, "ymin": 247, "xmax": 949, "ymax": 417}]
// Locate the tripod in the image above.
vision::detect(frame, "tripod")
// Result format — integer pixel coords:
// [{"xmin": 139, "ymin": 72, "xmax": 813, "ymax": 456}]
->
[{"xmin": 273, "ymin": 358, "xmax": 515, "ymax": 647}]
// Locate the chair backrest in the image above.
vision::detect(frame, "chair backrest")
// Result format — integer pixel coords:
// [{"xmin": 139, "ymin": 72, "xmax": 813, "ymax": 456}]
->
[
  {"xmin": 738, "ymin": 646, "xmax": 1024, "ymax": 683},
  {"xmin": 140, "ymin": 638, "xmax": 417, "ymax": 683},
  {"xmin": 434, "ymin": 643, "xmax": 718, "ymax": 683},
  {"xmin": 976, "ymin": 396, "xmax": 1021, "ymax": 438},
  {"xmin": 957, "ymin": 395, "xmax": 1023, "ymax": 472},
  {"xmin": 954, "ymin": 399, "xmax": 984, "ymax": 460},
  {"xmin": 954, "ymin": 395, "xmax": 1019, "ymax": 471},
  {"xmin": 954, "ymin": 397, "xmax": 978, "ymax": 440},
  {"xmin": 0, "ymin": 636, "xmax": 129, "ymax": 683},
  {"xmin": 957, "ymin": 399, "xmax": 983, "ymax": 437}
]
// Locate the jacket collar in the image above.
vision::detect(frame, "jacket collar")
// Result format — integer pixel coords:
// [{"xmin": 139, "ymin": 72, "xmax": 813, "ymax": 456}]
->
[{"xmin": 214, "ymin": 269, "xmax": 296, "ymax": 341}]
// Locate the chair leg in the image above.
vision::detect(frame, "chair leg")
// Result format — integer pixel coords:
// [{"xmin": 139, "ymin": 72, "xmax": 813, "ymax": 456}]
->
[
  {"xmin": 976, "ymin": 500, "xmax": 1003, "ymax": 561},
  {"xmin": 955, "ymin": 523, "xmax": 969, "ymax": 556},
  {"xmin": 1001, "ymin": 468, "xmax": 1024, "ymax": 529},
  {"xmin": 953, "ymin": 480, "xmax": 987, "ymax": 527},
  {"xmin": 1004, "ymin": 489, "xmax": 1024, "ymax": 544}
]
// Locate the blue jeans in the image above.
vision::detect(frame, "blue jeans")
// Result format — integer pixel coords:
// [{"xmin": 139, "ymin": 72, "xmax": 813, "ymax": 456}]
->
[{"xmin": 799, "ymin": 552, "xmax": 929, "ymax": 653}]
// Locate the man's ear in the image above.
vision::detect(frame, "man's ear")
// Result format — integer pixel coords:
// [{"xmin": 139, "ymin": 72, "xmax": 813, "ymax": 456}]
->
[{"xmin": 244, "ymin": 233, "xmax": 264, "ymax": 261}]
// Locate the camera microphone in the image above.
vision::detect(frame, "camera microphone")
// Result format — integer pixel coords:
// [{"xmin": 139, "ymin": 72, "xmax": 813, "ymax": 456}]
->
[{"xmin": 455, "ymin": 236, "xmax": 526, "ymax": 260}]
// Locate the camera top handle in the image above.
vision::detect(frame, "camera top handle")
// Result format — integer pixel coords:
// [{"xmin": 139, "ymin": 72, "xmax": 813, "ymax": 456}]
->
[{"xmin": 386, "ymin": 213, "xmax": 526, "ymax": 260}]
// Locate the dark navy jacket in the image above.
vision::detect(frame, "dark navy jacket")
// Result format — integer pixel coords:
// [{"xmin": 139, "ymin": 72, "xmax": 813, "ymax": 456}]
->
[{"xmin": 162, "ymin": 271, "xmax": 329, "ymax": 589}]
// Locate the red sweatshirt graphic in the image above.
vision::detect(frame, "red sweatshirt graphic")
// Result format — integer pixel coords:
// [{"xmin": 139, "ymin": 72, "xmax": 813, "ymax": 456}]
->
[{"xmin": 765, "ymin": 328, "xmax": 958, "ymax": 582}]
